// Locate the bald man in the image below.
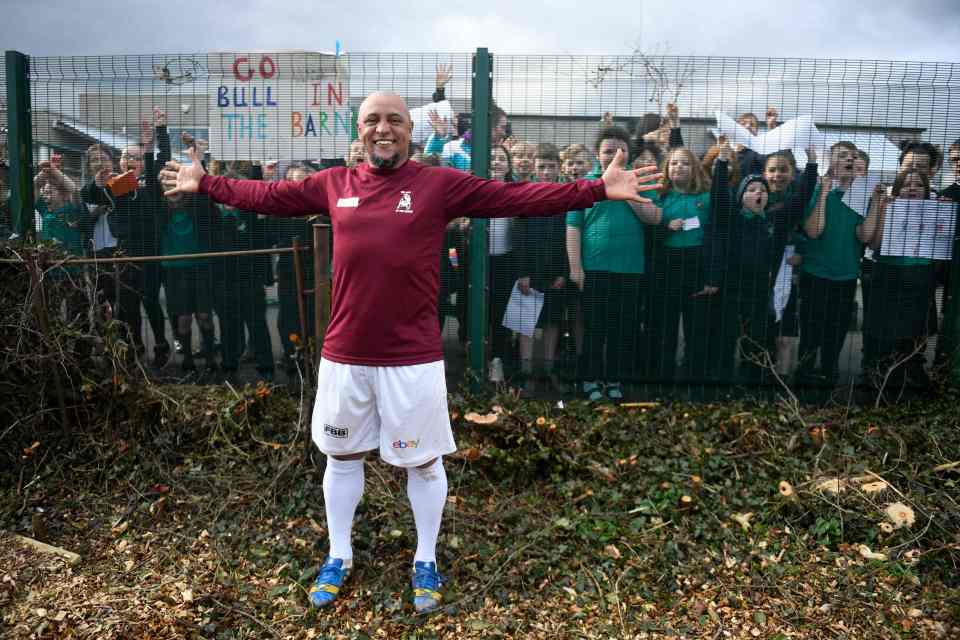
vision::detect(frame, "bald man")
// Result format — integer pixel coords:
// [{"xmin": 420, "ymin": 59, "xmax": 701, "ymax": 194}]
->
[{"xmin": 160, "ymin": 91, "xmax": 660, "ymax": 613}]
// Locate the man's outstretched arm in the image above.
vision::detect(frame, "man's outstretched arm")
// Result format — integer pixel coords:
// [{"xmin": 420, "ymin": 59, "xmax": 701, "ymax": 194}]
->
[
  {"xmin": 446, "ymin": 148, "xmax": 661, "ymax": 219},
  {"xmin": 160, "ymin": 146, "xmax": 329, "ymax": 217}
]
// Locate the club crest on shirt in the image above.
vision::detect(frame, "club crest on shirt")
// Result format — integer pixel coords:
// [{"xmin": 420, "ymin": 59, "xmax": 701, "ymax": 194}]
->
[{"xmin": 395, "ymin": 190, "xmax": 414, "ymax": 214}]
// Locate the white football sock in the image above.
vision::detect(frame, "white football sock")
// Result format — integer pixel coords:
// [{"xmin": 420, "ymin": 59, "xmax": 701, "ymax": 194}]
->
[
  {"xmin": 322, "ymin": 456, "xmax": 365, "ymax": 567},
  {"xmin": 406, "ymin": 457, "xmax": 448, "ymax": 565}
]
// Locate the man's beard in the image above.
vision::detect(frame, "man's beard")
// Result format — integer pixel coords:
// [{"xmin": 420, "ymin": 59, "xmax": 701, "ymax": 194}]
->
[{"xmin": 369, "ymin": 151, "xmax": 401, "ymax": 169}]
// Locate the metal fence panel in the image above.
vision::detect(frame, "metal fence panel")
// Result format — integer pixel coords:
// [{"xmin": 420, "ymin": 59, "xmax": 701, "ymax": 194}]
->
[{"xmin": 6, "ymin": 50, "xmax": 960, "ymax": 400}]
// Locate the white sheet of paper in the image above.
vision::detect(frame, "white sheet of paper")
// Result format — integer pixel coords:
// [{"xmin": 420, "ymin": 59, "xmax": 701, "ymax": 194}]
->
[
  {"xmin": 409, "ymin": 100, "xmax": 454, "ymax": 145},
  {"xmin": 714, "ymin": 112, "xmax": 821, "ymax": 158},
  {"xmin": 842, "ymin": 174, "xmax": 883, "ymax": 217},
  {"xmin": 714, "ymin": 112, "xmax": 757, "ymax": 148},
  {"xmin": 752, "ymin": 115, "xmax": 820, "ymax": 155},
  {"xmin": 502, "ymin": 281, "xmax": 545, "ymax": 338},
  {"xmin": 771, "ymin": 245, "xmax": 796, "ymax": 323},
  {"xmin": 682, "ymin": 217, "xmax": 701, "ymax": 231},
  {"xmin": 880, "ymin": 199, "xmax": 958, "ymax": 261}
]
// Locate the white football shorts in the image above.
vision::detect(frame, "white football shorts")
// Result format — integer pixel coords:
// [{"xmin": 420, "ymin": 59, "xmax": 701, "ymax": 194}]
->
[{"xmin": 312, "ymin": 358, "xmax": 457, "ymax": 467}]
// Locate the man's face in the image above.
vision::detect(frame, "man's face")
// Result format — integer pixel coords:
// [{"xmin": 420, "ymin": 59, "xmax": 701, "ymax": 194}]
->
[
  {"xmin": 357, "ymin": 93, "xmax": 412, "ymax": 170},
  {"xmin": 597, "ymin": 139, "xmax": 628, "ymax": 172},
  {"xmin": 347, "ymin": 140, "xmax": 365, "ymax": 167},
  {"xmin": 830, "ymin": 146, "xmax": 857, "ymax": 180},
  {"xmin": 535, "ymin": 158, "xmax": 559, "ymax": 182},
  {"xmin": 120, "ymin": 146, "xmax": 144, "ymax": 177}
]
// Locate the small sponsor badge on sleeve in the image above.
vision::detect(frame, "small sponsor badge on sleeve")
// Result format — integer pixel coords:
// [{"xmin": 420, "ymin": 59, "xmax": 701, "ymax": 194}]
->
[{"xmin": 337, "ymin": 197, "xmax": 359, "ymax": 208}]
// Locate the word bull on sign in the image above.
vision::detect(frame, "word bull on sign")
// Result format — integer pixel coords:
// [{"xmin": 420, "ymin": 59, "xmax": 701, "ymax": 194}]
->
[{"xmin": 217, "ymin": 86, "xmax": 279, "ymax": 108}]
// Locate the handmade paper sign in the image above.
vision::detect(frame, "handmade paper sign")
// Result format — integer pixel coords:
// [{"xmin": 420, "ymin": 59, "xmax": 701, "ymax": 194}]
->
[
  {"xmin": 880, "ymin": 199, "xmax": 957, "ymax": 261},
  {"xmin": 207, "ymin": 52, "xmax": 353, "ymax": 160}
]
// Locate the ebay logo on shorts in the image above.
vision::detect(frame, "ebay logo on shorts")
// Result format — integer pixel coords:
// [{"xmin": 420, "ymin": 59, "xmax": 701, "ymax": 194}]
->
[{"xmin": 392, "ymin": 439, "xmax": 421, "ymax": 449}]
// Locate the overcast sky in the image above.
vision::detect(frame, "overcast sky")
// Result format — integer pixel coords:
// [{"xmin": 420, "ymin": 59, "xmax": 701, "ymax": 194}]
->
[{"xmin": 2, "ymin": 0, "xmax": 959, "ymax": 61}]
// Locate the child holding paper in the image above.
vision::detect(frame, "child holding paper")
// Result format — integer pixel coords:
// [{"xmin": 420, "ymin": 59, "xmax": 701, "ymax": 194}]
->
[
  {"xmin": 765, "ymin": 150, "xmax": 818, "ymax": 376},
  {"xmin": 513, "ymin": 144, "xmax": 570, "ymax": 394},
  {"xmin": 797, "ymin": 142, "xmax": 881, "ymax": 386},
  {"xmin": 708, "ymin": 143, "xmax": 818, "ymax": 382},
  {"xmin": 862, "ymin": 170, "xmax": 936, "ymax": 387}
]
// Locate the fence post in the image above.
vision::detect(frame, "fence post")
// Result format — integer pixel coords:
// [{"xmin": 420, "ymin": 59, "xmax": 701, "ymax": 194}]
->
[
  {"xmin": 468, "ymin": 47, "xmax": 492, "ymax": 385},
  {"xmin": 5, "ymin": 51, "xmax": 33, "ymax": 239}
]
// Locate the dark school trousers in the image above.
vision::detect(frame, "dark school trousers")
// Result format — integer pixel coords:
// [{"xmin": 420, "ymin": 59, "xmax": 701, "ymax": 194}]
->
[
  {"xmin": 719, "ymin": 286, "xmax": 773, "ymax": 382},
  {"xmin": 797, "ymin": 272, "xmax": 857, "ymax": 381},
  {"xmin": 213, "ymin": 258, "xmax": 274, "ymax": 373},
  {"xmin": 577, "ymin": 271, "xmax": 644, "ymax": 382},
  {"xmin": 647, "ymin": 248, "xmax": 720, "ymax": 381},
  {"xmin": 488, "ymin": 252, "xmax": 516, "ymax": 365}
]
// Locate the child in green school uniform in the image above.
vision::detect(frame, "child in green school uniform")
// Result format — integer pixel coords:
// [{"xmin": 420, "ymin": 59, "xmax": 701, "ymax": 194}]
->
[
  {"xmin": 35, "ymin": 155, "xmax": 84, "ymax": 260},
  {"xmin": 797, "ymin": 142, "xmax": 881, "ymax": 385},
  {"xmin": 862, "ymin": 169, "xmax": 936, "ymax": 387},
  {"xmin": 567, "ymin": 127, "xmax": 657, "ymax": 400},
  {"xmin": 645, "ymin": 147, "xmax": 723, "ymax": 381},
  {"xmin": 160, "ymin": 190, "xmax": 217, "ymax": 374}
]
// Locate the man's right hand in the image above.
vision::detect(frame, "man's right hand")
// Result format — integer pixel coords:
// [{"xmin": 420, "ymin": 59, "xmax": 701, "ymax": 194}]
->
[{"xmin": 160, "ymin": 146, "xmax": 206, "ymax": 197}]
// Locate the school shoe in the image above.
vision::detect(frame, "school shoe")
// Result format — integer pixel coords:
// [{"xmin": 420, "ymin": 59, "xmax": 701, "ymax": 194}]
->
[
  {"xmin": 582, "ymin": 381, "xmax": 604, "ymax": 402},
  {"xmin": 308, "ymin": 557, "xmax": 350, "ymax": 608},
  {"xmin": 411, "ymin": 561, "xmax": 445, "ymax": 613}
]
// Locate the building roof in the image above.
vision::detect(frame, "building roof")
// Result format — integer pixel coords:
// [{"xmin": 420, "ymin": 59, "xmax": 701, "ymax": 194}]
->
[{"xmin": 54, "ymin": 118, "xmax": 188, "ymax": 161}]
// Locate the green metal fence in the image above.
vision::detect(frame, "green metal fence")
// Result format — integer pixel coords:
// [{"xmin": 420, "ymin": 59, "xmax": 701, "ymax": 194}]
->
[{"xmin": 4, "ymin": 49, "xmax": 960, "ymax": 400}]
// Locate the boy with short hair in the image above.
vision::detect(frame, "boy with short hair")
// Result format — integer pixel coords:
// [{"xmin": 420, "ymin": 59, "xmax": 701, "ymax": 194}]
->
[{"xmin": 797, "ymin": 142, "xmax": 881, "ymax": 385}]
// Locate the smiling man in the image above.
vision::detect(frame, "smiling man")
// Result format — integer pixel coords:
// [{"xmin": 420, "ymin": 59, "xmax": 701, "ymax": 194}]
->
[{"xmin": 160, "ymin": 90, "xmax": 660, "ymax": 614}]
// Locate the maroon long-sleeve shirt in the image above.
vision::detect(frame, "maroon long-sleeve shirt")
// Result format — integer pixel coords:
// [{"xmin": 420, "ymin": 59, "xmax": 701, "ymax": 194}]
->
[{"xmin": 200, "ymin": 160, "xmax": 607, "ymax": 366}]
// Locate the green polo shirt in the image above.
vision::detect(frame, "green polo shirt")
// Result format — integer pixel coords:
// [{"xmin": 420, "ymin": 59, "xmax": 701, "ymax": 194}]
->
[
  {"xmin": 565, "ymin": 171, "xmax": 646, "ymax": 274},
  {"xmin": 801, "ymin": 185, "xmax": 863, "ymax": 281},
  {"xmin": 658, "ymin": 190, "xmax": 710, "ymax": 248},
  {"xmin": 37, "ymin": 199, "xmax": 84, "ymax": 256},
  {"xmin": 161, "ymin": 209, "xmax": 204, "ymax": 269}
]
